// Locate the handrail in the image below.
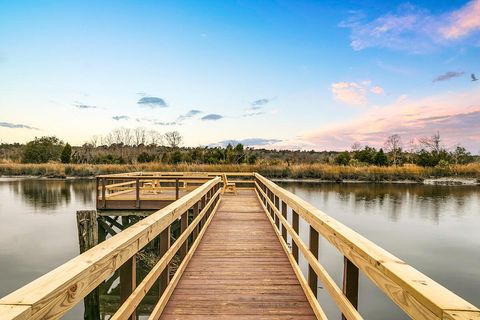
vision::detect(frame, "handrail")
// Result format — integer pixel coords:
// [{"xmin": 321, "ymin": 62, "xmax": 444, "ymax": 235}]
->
[
  {"xmin": 0, "ymin": 177, "xmax": 222, "ymax": 320},
  {"xmin": 254, "ymin": 173, "xmax": 480, "ymax": 320}
]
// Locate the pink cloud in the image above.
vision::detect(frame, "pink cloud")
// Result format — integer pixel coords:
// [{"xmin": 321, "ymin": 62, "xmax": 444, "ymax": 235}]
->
[
  {"xmin": 342, "ymin": 1, "xmax": 480, "ymax": 53},
  {"xmin": 288, "ymin": 87, "xmax": 480, "ymax": 152},
  {"xmin": 441, "ymin": 0, "xmax": 480, "ymax": 39},
  {"xmin": 331, "ymin": 81, "xmax": 384, "ymax": 106}
]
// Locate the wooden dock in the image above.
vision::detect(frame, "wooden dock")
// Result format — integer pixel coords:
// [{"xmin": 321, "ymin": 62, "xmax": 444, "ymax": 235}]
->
[
  {"xmin": 0, "ymin": 172, "xmax": 479, "ymax": 320},
  {"xmin": 161, "ymin": 190, "xmax": 316, "ymax": 319}
]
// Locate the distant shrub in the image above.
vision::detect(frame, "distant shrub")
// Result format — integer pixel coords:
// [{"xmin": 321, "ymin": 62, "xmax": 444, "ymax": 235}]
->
[{"xmin": 23, "ymin": 136, "xmax": 64, "ymax": 163}]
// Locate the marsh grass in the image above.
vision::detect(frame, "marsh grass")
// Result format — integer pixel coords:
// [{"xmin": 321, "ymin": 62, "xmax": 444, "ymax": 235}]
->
[{"xmin": 0, "ymin": 162, "xmax": 479, "ymax": 181}]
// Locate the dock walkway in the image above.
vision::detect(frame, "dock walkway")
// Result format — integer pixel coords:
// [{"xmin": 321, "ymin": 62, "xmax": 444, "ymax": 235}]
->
[
  {"xmin": 1, "ymin": 172, "xmax": 479, "ymax": 320},
  {"xmin": 161, "ymin": 190, "xmax": 315, "ymax": 319}
]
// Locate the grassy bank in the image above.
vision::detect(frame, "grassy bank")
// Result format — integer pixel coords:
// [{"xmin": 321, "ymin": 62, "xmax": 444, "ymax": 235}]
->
[{"xmin": 0, "ymin": 162, "xmax": 479, "ymax": 181}]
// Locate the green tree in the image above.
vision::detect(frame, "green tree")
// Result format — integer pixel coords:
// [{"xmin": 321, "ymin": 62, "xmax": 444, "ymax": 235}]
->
[
  {"xmin": 335, "ymin": 152, "xmax": 351, "ymax": 166},
  {"xmin": 373, "ymin": 148, "xmax": 388, "ymax": 166},
  {"xmin": 23, "ymin": 136, "xmax": 64, "ymax": 163},
  {"xmin": 60, "ymin": 143, "xmax": 72, "ymax": 163}
]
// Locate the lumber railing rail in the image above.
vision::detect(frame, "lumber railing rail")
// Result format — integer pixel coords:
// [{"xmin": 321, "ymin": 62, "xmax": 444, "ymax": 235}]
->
[
  {"xmin": 0, "ymin": 177, "xmax": 223, "ymax": 320},
  {"xmin": 96, "ymin": 172, "xmax": 254, "ymax": 208},
  {"xmin": 254, "ymin": 173, "xmax": 480, "ymax": 320}
]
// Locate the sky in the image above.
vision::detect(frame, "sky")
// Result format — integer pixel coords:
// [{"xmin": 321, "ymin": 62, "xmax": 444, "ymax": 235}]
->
[{"xmin": 0, "ymin": 0, "xmax": 479, "ymax": 152}]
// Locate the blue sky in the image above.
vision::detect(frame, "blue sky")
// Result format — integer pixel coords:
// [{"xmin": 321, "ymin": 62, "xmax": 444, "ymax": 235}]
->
[{"xmin": 1, "ymin": 0, "xmax": 479, "ymax": 151}]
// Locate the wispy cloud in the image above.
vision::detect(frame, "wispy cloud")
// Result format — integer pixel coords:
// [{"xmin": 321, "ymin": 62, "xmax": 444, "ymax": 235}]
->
[
  {"xmin": 148, "ymin": 109, "xmax": 203, "ymax": 126},
  {"xmin": 331, "ymin": 80, "xmax": 383, "ymax": 106},
  {"xmin": 201, "ymin": 114, "xmax": 223, "ymax": 121},
  {"xmin": 301, "ymin": 87, "xmax": 480, "ymax": 151},
  {"xmin": 211, "ymin": 138, "xmax": 282, "ymax": 148},
  {"xmin": 74, "ymin": 102, "xmax": 97, "ymax": 109},
  {"xmin": 440, "ymin": 0, "xmax": 480, "ymax": 39},
  {"xmin": 0, "ymin": 121, "xmax": 38, "ymax": 130},
  {"xmin": 341, "ymin": 1, "xmax": 480, "ymax": 53},
  {"xmin": 176, "ymin": 109, "xmax": 202, "ymax": 122},
  {"xmin": 112, "ymin": 115, "xmax": 129, "ymax": 121},
  {"xmin": 137, "ymin": 96, "xmax": 168, "ymax": 108},
  {"xmin": 251, "ymin": 98, "xmax": 270, "ymax": 106},
  {"xmin": 433, "ymin": 71, "xmax": 465, "ymax": 82}
]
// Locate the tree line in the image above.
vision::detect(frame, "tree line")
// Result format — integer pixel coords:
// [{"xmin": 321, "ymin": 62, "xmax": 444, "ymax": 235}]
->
[{"xmin": 0, "ymin": 128, "xmax": 476, "ymax": 167}]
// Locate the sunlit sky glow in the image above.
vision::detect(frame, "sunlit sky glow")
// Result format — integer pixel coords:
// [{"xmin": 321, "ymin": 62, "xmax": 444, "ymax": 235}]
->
[{"xmin": 1, "ymin": 0, "xmax": 479, "ymax": 152}]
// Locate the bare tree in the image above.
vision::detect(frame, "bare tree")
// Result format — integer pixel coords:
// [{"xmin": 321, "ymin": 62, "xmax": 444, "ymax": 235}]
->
[
  {"xmin": 164, "ymin": 131, "xmax": 183, "ymax": 148},
  {"xmin": 351, "ymin": 142, "xmax": 362, "ymax": 152},
  {"xmin": 148, "ymin": 130, "xmax": 164, "ymax": 146},
  {"xmin": 384, "ymin": 134, "xmax": 402, "ymax": 165},
  {"xmin": 133, "ymin": 127, "xmax": 147, "ymax": 146},
  {"xmin": 418, "ymin": 132, "xmax": 442, "ymax": 153}
]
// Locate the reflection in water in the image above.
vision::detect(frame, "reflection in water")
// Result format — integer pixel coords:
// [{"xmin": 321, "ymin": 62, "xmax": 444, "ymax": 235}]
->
[
  {"xmin": 281, "ymin": 182, "xmax": 476, "ymax": 223},
  {"xmin": 0, "ymin": 179, "xmax": 479, "ymax": 319},
  {"xmin": 6, "ymin": 179, "xmax": 94, "ymax": 210}
]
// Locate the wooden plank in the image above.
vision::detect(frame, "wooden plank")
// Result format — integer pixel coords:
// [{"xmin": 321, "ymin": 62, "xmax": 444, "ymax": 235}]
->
[
  {"xmin": 292, "ymin": 210, "xmax": 299, "ymax": 262},
  {"xmin": 159, "ymin": 190, "xmax": 316, "ymax": 319},
  {"xmin": 0, "ymin": 178, "xmax": 221, "ymax": 320},
  {"xmin": 255, "ymin": 174, "xmax": 480, "ymax": 320},
  {"xmin": 148, "ymin": 192, "xmax": 222, "ymax": 320}
]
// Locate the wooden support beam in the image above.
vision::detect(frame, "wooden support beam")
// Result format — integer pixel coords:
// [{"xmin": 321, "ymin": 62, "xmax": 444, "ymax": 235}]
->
[
  {"xmin": 76, "ymin": 210, "xmax": 100, "ymax": 320},
  {"xmin": 175, "ymin": 178, "xmax": 179, "ymax": 200},
  {"xmin": 192, "ymin": 202, "xmax": 200, "ymax": 240},
  {"xmin": 342, "ymin": 257, "xmax": 359, "ymax": 320},
  {"xmin": 159, "ymin": 226, "xmax": 171, "ymax": 293},
  {"xmin": 179, "ymin": 212, "xmax": 188, "ymax": 259},
  {"xmin": 281, "ymin": 200, "xmax": 288, "ymax": 242},
  {"xmin": 292, "ymin": 210, "xmax": 299, "ymax": 263},
  {"xmin": 102, "ymin": 177, "xmax": 106, "ymax": 208},
  {"xmin": 135, "ymin": 178, "xmax": 140, "ymax": 208},
  {"xmin": 274, "ymin": 195, "xmax": 280, "ymax": 229},
  {"xmin": 309, "ymin": 225, "xmax": 319, "ymax": 296},
  {"xmin": 120, "ymin": 255, "xmax": 136, "ymax": 320}
]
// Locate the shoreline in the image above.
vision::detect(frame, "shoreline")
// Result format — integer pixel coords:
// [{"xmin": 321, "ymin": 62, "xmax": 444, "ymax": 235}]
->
[{"xmin": 1, "ymin": 174, "xmax": 478, "ymax": 186}]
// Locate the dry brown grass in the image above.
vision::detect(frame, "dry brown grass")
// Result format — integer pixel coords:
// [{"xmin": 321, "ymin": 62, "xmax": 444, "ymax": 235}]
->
[{"xmin": 0, "ymin": 162, "xmax": 478, "ymax": 181}]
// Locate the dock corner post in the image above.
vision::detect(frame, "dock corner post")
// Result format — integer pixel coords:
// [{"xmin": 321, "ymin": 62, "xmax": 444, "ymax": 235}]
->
[
  {"xmin": 175, "ymin": 178, "xmax": 179, "ymax": 200},
  {"xmin": 308, "ymin": 226, "xmax": 319, "ymax": 296},
  {"xmin": 120, "ymin": 254, "xmax": 137, "ymax": 320},
  {"xmin": 342, "ymin": 257, "xmax": 359, "ymax": 320},
  {"xmin": 159, "ymin": 225, "xmax": 171, "ymax": 293},
  {"xmin": 76, "ymin": 210, "xmax": 100, "ymax": 320},
  {"xmin": 102, "ymin": 177, "xmax": 106, "ymax": 209},
  {"xmin": 135, "ymin": 178, "xmax": 140, "ymax": 208}
]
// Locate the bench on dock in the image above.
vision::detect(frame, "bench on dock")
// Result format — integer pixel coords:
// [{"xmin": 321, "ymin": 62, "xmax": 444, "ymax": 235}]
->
[{"xmin": 0, "ymin": 172, "xmax": 478, "ymax": 320}]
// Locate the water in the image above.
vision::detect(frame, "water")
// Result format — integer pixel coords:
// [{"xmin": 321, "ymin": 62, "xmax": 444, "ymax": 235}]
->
[{"xmin": 0, "ymin": 178, "xmax": 478, "ymax": 319}]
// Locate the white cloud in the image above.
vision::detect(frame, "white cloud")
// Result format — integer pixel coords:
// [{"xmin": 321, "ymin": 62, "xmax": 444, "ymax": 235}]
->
[{"xmin": 331, "ymin": 81, "xmax": 384, "ymax": 105}]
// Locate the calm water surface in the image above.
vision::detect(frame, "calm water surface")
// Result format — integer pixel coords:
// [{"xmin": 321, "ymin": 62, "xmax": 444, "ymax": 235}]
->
[{"xmin": 0, "ymin": 178, "xmax": 478, "ymax": 319}]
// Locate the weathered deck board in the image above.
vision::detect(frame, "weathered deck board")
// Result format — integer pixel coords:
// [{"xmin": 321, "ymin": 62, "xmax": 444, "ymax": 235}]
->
[{"xmin": 160, "ymin": 190, "xmax": 316, "ymax": 319}]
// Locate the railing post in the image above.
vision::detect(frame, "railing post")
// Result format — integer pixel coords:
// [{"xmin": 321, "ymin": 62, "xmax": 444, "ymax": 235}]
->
[
  {"xmin": 192, "ymin": 202, "xmax": 200, "ymax": 240},
  {"xmin": 292, "ymin": 210, "xmax": 299, "ymax": 262},
  {"xmin": 95, "ymin": 177, "xmax": 99, "ymax": 207},
  {"xmin": 308, "ymin": 226, "xmax": 319, "ymax": 296},
  {"xmin": 102, "ymin": 177, "xmax": 106, "ymax": 208},
  {"xmin": 135, "ymin": 178, "xmax": 140, "ymax": 208},
  {"xmin": 281, "ymin": 201, "xmax": 287, "ymax": 242},
  {"xmin": 159, "ymin": 225, "xmax": 171, "ymax": 293},
  {"xmin": 274, "ymin": 195, "xmax": 280, "ymax": 229},
  {"xmin": 175, "ymin": 178, "xmax": 179, "ymax": 200},
  {"xmin": 180, "ymin": 211, "xmax": 188, "ymax": 259},
  {"xmin": 342, "ymin": 257, "xmax": 359, "ymax": 320},
  {"xmin": 120, "ymin": 255, "xmax": 136, "ymax": 320}
]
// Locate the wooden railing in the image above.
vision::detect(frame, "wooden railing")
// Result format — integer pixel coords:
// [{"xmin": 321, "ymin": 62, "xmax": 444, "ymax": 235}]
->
[
  {"xmin": 254, "ymin": 173, "xmax": 480, "ymax": 320},
  {"xmin": 0, "ymin": 177, "xmax": 223, "ymax": 320},
  {"xmin": 96, "ymin": 172, "xmax": 254, "ymax": 209}
]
